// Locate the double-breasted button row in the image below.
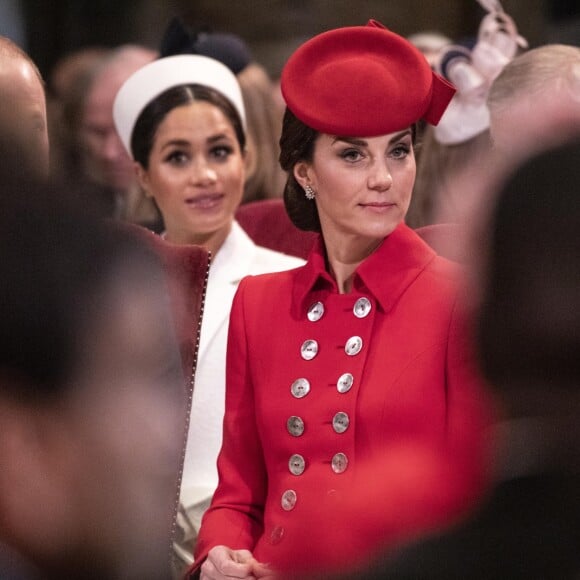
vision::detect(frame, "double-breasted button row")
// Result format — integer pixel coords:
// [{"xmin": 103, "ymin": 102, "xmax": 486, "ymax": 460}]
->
[
  {"xmin": 300, "ymin": 336, "xmax": 363, "ymax": 360},
  {"xmin": 307, "ymin": 297, "xmax": 372, "ymax": 322},
  {"xmin": 291, "ymin": 375, "xmax": 354, "ymax": 398},
  {"xmin": 282, "ymin": 453, "xmax": 349, "ymax": 480},
  {"xmin": 287, "ymin": 409, "xmax": 349, "ymax": 434}
]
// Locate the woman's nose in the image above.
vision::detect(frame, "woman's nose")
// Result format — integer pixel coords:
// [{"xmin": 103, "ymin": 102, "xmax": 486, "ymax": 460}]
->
[
  {"xmin": 367, "ymin": 159, "xmax": 393, "ymax": 192},
  {"xmin": 191, "ymin": 158, "xmax": 218, "ymax": 185}
]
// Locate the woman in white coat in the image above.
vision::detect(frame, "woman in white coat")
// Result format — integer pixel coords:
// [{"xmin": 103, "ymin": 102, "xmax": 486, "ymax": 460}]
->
[{"xmin": 112, "ymin": 54, "xmax": 304, "ymax": 569}]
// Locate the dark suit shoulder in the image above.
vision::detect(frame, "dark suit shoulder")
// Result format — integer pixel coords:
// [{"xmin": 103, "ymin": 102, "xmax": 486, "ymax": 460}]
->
[{"xmin": 357, "ymin": 473, "xmax": 580, "ymax": 580}]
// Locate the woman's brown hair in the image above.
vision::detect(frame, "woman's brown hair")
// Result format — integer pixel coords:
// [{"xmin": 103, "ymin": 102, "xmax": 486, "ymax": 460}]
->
[{"xmin": 279, "ymin": 108, "xmax": 320, "ymax": 232}]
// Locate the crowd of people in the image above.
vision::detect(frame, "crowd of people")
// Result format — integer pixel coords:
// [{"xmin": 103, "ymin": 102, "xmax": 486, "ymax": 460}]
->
[{"xmin": 0, "ymin": 3, "xmax": 579, "ymax": 579}]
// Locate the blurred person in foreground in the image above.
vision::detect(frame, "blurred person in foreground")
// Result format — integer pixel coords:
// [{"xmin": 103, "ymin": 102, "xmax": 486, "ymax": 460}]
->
[
  {"xmin": 0, "ymin": 170, "xmax": 185, "ymax": 579},
  {"xmin": 342, "ymin": 139, "xmax": 580, "ymax": 579},
  {"xmin": 0, "ymin": 35, "xmax": 49, "ymax": 177}
]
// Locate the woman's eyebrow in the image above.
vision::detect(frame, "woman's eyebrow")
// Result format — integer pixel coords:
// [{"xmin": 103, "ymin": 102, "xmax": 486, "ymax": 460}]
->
[
  {"xmin": 207, "ymin": 133, "xmax": 232, "ymax": 144},
  {"xmin": 389, "ymin": 129, "xmax": 412, "ymax": 143},
  {"xmin": 331, "ymin": 130, "xmax": 412, "ymax": 148},
  {"xmin": 160, "ymin": 139, "xmax": 190, "ymax": 152},
  {"xmin": 332, "ymin": 136, "xmax": 368, "ymax": 147},
  {"xmin": 159, "ymin": 133, "xmax": 233, "ymax": 152}
]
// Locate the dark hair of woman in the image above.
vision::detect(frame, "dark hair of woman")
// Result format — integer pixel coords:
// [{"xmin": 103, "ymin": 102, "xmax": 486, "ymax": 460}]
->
[
  {"xmin": 131, "ymin": 83, "xmax": 246, "ymax": 168},
  {"xmin": 279, "ymin": 107, "xmax": 321, "ymax": 233}
]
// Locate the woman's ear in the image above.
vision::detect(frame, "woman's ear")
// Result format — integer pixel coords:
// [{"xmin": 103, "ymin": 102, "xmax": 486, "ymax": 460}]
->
[
  {"xmin": 293, "ymin": 161, "xmax": 312, "ymax": 190},
  {"xmin": 135, "ymin": 162, "xmax": 153, "ymax": 198}
]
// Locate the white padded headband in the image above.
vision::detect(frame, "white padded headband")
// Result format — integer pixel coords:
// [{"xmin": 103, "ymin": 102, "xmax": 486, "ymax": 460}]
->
[{"xmin": 113, "ymin": 54, "xmax": 246, "ymax": 157}]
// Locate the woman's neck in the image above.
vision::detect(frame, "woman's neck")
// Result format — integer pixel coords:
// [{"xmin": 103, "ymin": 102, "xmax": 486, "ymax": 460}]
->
[
  {"xmin": 164, "ymin": 223, "xmax": 232, "ymax": 257},
  {"xmin": 323, "ymin": 232, "xmax": 383, "ymax": 294}
]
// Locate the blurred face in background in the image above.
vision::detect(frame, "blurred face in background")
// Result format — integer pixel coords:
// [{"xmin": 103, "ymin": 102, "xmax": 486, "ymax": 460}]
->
[
  {"xmin": 0, "ymin": 56, "xmax": 49, "ymax": 176},
  {"xmin": 80, "ymin": 49, "xmax": 155, "ymax": 191},
  {"xmin": 137, "ymin": 100, "xmax": 245, "ymax": 251}
]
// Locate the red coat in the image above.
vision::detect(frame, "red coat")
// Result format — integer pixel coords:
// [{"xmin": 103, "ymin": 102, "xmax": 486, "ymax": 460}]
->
[{"xmin": 192, "ymin": 224, "xmax": 492, "ymax": 576}]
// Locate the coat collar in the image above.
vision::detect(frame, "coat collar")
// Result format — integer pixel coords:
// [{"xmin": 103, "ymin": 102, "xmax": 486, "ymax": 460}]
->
[
  {"xmin": 208, "ymin": 220, "xmax": 257, "ymax": 285},
  {"xmin": 292, "ymin": 223, "xmax": 437, "ymax": 317},
  {"xmin": 197, "ymin": 221, "xmax": 257, "ymax": 363}
]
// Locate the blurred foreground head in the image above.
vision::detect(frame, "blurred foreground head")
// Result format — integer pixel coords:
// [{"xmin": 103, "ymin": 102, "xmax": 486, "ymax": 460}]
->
[
  {"xmin": 478, "ymin": 139, "xmax": 580, "ymax": 407},
  {"xmin": 0, "ymin": 36, "xmax": 49, "ymax": 177},
  {"xmin": 488, "ymin": 44, "xmax": 580, "ymax": 162},
  {"xmin": 0, "ymin": 170, "xmax": 183, "ymax": 579}
]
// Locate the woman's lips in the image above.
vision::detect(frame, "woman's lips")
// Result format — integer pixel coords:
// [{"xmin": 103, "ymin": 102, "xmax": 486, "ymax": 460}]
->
[
  {"xmin": 359, "ymin": 201, "xmax": 396, "ymax": 212},
  {"xmin": 185, "ymin": 193, "xmax": 225, "ymax": 209}
]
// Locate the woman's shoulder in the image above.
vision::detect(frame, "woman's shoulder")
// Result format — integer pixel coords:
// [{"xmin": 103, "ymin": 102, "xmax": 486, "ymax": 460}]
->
[
  {"xmin": 416, "ymin": 254, "xmax": 464, "ymax": 300},
  {"xmin": 233, "ymin": 266, "xmax": 301, "ymax": 319},
  {"xmin": 427, "ymin": 252, "xmax": 462, "ymax": 277}
]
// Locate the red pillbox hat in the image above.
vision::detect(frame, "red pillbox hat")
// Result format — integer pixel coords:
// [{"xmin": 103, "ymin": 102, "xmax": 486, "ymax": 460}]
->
[{"xmin": 281, "ymin": 20, "xmax": 456, "ymax": 136}]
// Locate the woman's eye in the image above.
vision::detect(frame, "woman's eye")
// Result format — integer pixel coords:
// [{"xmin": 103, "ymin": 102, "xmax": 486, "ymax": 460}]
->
[
  {"xmin": 340, "ymin": 148, "xmax": 363, "ymax": 162},
  {"xmin": 211, "ymin": 145, "xmax": 233, "ymax": 160},
  {"xmin": 390, "ymin": 144, "xmax": 411, "ymax": 159},
  {"xmin": 165, "ymin": 151, "xmax": 188, "ymax": 165}
]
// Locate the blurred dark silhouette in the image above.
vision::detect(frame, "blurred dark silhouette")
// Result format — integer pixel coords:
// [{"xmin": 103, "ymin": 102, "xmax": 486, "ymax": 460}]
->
[{"xmin": 0, "ymin": 165, "xmax": 187, "ymax": 579}]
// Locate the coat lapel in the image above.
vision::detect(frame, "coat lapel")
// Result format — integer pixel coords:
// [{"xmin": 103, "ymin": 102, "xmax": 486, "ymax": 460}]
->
[{"xmin": 197, "ymin": 223, "xmax": 257, "ymax": 364}]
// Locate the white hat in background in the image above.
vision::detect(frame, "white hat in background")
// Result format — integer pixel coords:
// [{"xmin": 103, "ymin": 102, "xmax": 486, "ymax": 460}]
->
[{"xmin": 113, "ymin": 54, "xmax": 246, "ymax": 157}]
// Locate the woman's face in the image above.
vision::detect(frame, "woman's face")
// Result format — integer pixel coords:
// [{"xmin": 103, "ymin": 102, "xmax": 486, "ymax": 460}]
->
[
  {"xmin": 294, "ymin": 128, "xmax": 416, "ymax": 245},
  {"xmin": 137, "ymin": 100, "xmax": 245, "ymax": 246}
]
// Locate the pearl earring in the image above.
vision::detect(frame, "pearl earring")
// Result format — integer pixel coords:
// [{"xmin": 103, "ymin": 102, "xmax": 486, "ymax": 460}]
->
[{"xmin": 304, "ymin": 185, "xmax": 316, "ymax": 200}]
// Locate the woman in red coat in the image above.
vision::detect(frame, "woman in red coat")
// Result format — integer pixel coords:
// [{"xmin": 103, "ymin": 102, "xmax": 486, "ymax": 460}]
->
[{"xmin": 193, "ymin": 20, "xmax": 492, "ymax": 579}]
